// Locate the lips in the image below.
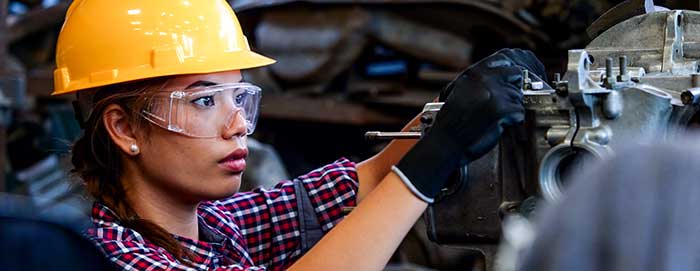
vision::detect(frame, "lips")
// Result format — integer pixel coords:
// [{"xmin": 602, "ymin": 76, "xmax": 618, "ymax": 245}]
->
[{"xmin": 218, "ymin": 149, "xmax": 248, "ymax": 173}]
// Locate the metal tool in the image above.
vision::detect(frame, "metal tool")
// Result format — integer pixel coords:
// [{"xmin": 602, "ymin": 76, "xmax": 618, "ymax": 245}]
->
[{"xmin": 365, "ymin": 102, "xmax": 443, "ymax": 140}]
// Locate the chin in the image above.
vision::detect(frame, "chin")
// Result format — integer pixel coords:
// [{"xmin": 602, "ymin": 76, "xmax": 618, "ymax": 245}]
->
[{"xmin": 206, "ymin": 177, "xmax": 242, "ymax": 200}]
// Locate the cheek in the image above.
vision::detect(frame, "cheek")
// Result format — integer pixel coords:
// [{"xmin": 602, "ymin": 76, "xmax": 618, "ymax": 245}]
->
[{"xmin": 139, "ymin": 132, "xmax": 244, "ymax": 200}]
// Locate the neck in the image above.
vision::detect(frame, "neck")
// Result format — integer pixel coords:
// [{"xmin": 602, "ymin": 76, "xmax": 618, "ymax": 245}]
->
[{"xmin": 121, "ymin": 165, "xmax": 200, "ymax": 241}]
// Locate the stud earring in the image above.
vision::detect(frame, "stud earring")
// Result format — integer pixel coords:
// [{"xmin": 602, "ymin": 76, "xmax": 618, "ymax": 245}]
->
[{"xmin": 129, "ymin": 144, "xmax": 140, "ymax": 154}]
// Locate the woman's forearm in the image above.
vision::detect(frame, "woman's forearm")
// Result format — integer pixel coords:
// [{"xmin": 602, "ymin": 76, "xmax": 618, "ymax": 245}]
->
[
  {"xmin": 288, "ymin": 171, "xmax": 428, "ymax": 271},
  {"xmin": 356, "ymin": 113, "xmax": 421, "ymax": 201}
]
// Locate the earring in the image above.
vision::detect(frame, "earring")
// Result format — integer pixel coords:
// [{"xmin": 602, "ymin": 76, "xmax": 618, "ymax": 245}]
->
[{"xmin": 129, "ymin": 144, "xmax": 140, "ymax": 154}]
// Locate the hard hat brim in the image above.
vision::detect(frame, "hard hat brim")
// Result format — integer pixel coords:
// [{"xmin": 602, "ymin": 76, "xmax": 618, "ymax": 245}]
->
[{"xmin": 52, "ymin": 51, "xmax": 276, "ymax": 96}]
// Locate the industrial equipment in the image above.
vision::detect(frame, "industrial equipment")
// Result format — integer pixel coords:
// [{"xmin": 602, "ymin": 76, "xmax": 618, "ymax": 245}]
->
[{"xmin": 367, "ymin": 1, "xmax": 700, "ymax": 268}]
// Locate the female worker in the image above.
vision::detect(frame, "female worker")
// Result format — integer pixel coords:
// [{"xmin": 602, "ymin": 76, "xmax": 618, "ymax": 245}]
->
[{"xmin": 54, "ymin": 1, "xmax": 544, "ymax": 270}]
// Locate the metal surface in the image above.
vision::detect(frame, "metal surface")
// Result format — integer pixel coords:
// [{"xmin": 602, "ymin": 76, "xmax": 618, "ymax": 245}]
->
[
  {"xmin": 255, "ymin": 7, "xmax": 473, "ymax": 83},
  {"xmin": 526, "ymin": 9, "xmax": 700, "ymax": 201},
  {"xmin": 255, "ymin": 7, "xmax": 370, "ymax": 83},
  {"xmin": 586, "ymin": 0, "xmax": 658, "ymax": 40}
]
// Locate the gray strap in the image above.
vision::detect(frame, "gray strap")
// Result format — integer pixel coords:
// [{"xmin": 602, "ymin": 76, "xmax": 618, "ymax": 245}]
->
[{"xmin": 293, "ymin": 180, "xmax": 324, "ymax": 253}]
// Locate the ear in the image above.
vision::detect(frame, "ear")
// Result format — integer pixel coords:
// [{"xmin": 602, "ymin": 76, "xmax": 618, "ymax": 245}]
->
[{"xmin": 103, "ymin": 104, "xmax": 141, "ymax": 156}]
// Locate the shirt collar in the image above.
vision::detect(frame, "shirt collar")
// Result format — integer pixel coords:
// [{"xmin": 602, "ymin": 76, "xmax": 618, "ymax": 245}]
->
[{"xmin": 91, "ymin": 201, "xmax": 120, "ymax": 224}]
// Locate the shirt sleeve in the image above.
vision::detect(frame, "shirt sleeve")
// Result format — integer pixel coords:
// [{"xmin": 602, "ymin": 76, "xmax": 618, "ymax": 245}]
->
[{"xmin": 210, "ymin": 158, "xmax": 358, "ymax": 269}]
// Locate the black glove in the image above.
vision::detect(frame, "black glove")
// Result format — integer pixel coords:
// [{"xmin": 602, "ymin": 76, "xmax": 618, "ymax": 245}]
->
[
  {"xmin": 394, "ymin": 50, "xmax": 533, "ymax": 203},
  {"xmin": 439, "ymin": 48, "xmax": 546, "ymax": 102}
]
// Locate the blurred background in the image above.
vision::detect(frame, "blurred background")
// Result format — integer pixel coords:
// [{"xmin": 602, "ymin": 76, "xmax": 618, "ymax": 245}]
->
[{"xmin": 0, "ymin": 0, "xmax": 697, "ymax": 270}]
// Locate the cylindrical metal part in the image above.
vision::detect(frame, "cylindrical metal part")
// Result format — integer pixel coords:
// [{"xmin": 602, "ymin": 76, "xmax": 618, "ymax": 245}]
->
[
  {"xmin": 554, "ymin": 73, "xmax": 561, "ymax": 82},
  {"xmin": 522, "ymin": 69, "xmax": 531, "ymax": 87},
  {"xmin": 539, "ymin": 144, "xmax": 602, "ymax": 202},
  {"xmin": 522, "ymin": 69, "xmax": 531, "ymax": 90},
  {"xmin": 605, "ymin": 57, "xmax": 614, "ymax": 78},
  {"xmin": 681, "ymin": 88, "xmax": 700, "ymax": 105},
  {"xmin": 619, "ymin": 55, "xmax": 628, "ymax": 76},
  {"xmin": 545, "ymin": 126, "xmax": 570, "ymax": 146},
  {"xmin": 603, "ymin": 90, "xmax": 623, "ymax": 119},
  {"xmin": 365, "ymin": 131, "xmax": 422, "ymax": 140}
]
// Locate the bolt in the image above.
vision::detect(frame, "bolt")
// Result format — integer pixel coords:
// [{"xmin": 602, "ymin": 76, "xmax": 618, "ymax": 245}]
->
[
  {"xmin": 619, "ymin": 56, "xmax": 627, "ymax": 75},
  {"xmin": 522, "ymin": 69, "xmax": 532, "ymax": 90},
  {"xmin": 604, "ymin": 57, "xmax": 616, "ymax": 88},
  {"xmin": 554, "ymin": 73, "xmax": 561, "ymax": 82},
  {"xmin": 617, "ymin": 55, "xmax": 630, "ymax": 82},
  {"xmin": 523, "ymin": 69, "xmax": 530, "ymax": 82}
]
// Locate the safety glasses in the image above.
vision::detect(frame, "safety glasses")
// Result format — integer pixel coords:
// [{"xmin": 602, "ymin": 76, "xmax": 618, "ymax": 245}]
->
[{"xmin": 141, "ymin": 82, "xmax": 261, "ymax": 138}]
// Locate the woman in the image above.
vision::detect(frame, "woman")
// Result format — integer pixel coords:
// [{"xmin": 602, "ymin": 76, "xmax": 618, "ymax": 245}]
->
[{"xmin": 54, "ymin": 0, "xmax": 543, "ymax": 270}]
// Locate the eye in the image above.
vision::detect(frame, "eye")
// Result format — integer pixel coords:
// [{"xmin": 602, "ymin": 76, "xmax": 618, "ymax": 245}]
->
[
  {"xmin": 234, "ymin": 93, "xmax": 246, "ymax": 106},
  {"xmin": 191, "ymin": 95, "xmax": 216, "ymax": 107}
]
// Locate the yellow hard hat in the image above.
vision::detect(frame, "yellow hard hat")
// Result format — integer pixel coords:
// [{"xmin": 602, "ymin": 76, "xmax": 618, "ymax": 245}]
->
[{"xmin": 52, "ymin": 0, "xmax": 275, "ymax": 95}]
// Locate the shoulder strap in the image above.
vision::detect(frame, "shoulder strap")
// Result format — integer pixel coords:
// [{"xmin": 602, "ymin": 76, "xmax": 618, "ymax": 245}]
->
[{"xmin": 293, "ymin": 179, "xmax": 324, "ymax": 253}]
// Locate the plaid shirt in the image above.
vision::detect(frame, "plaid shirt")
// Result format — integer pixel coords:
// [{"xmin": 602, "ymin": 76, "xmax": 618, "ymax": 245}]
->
[{"xmin": 87, "ymin": 158, "xmax": 358, "ymax": 270}]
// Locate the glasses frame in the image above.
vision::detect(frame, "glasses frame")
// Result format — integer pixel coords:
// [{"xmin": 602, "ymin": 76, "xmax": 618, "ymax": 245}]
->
[{"xmin": 141, "ymin": 82, "xmax": 262, "ymax": 138}]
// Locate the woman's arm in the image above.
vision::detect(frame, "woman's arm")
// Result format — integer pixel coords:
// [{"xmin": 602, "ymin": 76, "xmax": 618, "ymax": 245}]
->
[
  {"xmin": 355, "ymin": 113, "xmax": 422, "ymax": 202},
  {"xmin": 288, "ymin": 171, "xmax": 427, "ymax": 271},
  {"xmin": 287, "ymin": 49, "xmax": 543, "ymax": 271}
]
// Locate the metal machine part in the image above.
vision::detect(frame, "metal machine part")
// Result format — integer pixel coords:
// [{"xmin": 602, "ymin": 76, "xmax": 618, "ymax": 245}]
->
[
  {"xmin": 529, "ymin": 9, "xmax": 700, "ymax": 202},
  {"xmin": 366, "ymin": 5, "xmax": 700, "ymax": 262}
]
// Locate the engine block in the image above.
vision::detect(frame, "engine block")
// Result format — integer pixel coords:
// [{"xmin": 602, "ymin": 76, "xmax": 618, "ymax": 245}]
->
[{"xmin": 426, "ymin": 9, "xmax": 700, "ymax": 244}]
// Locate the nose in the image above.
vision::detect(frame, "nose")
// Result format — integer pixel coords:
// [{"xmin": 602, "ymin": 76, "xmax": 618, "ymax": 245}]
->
[{"xmin": 221, "ymin": 109, "xmax": 247, "ymax": 139}]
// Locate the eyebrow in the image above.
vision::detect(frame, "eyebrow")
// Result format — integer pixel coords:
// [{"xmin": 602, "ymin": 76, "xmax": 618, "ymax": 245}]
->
[{"xmin": 185, "ymin": 80, "xmax": 218, "ymax": 89}]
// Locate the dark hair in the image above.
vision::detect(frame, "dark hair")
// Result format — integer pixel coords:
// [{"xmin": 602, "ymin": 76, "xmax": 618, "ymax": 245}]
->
[{"xmin": 71, "ymin": 77, "xmax": 195, "ymax": 264}]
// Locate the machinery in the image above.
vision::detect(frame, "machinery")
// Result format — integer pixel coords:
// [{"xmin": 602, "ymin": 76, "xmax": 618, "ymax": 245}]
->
[{"xmin": 368, "ymin": 0, "xmax": 700, "ymax": 268}]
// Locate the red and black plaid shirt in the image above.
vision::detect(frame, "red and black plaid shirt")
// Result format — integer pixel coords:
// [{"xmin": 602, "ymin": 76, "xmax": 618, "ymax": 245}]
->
[{"xmin": 87, "ymin": 158, "xmax": 358, "ymax": 270}]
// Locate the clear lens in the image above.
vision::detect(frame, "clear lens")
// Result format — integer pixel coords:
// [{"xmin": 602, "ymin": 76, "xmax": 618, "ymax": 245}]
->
[{"xmin": 142, "ymin": 83, "xmax": 261, "ymax": 137}]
